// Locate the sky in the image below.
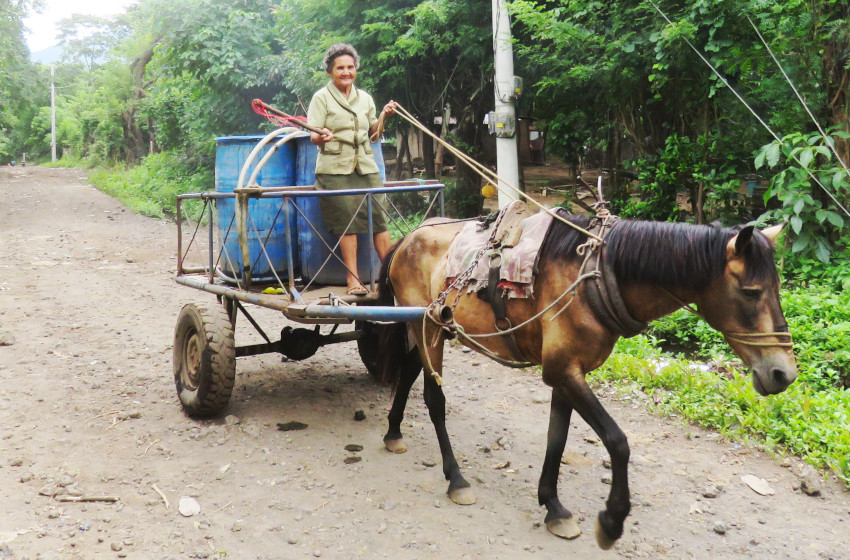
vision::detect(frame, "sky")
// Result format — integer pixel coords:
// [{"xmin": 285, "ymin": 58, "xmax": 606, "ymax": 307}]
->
[{"xmin": 24, "ymin": 0, "xmax": 137, "ymax": 52}]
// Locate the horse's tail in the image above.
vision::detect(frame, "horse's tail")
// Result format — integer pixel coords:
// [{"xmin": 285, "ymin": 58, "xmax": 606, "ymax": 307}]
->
[{"xmin": 376, "ymin": 238, "xmax": 409, "ymax": 388}]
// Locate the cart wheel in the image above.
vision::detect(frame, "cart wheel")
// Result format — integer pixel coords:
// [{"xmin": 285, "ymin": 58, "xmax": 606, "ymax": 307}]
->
[
  {"xmin": 355, "ymin": 320, "xmax": 380, "ymax": 379},
  {"xmin": 173, "ymin": 302, "xmax": 236, "ymax": 417}
]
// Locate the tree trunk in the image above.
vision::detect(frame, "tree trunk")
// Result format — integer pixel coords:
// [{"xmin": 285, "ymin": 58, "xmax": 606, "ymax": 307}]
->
[
  {"xmin": 404, "ymin": 135, "xmax": 414, "ymax": 178},
  {"xmin": 124, "ymin": 42, "xmax": 158, "ymax": 162},
  {"xmin": 435, "ymin": 104, "xmax": 450, "ymax": 176},
  {"xmin": 456, "ymin": 159, "xmax": 483, "ymax": 217},
  {"xmin": 695, "ymin": 181, "xmax": 705, "ymax": 225},
  {"xmin": 422, "ymin": 124, "xmax": 435, "ymax": 179},
  {"xmin": 823, "ymin": 29, "xmax": 850, "ymax": 167},
  {"xmin": 452, "ymin": 112, "xmax": 484, "ymax": 218},
  {"xmin": 393, "ymin": 130, "xmax": 409, "ymax": 180}
]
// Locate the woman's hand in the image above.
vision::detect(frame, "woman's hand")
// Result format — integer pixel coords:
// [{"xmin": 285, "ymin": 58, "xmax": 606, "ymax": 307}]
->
[
  {"xmin": 311, "ymin": 127, "xmax": 334, "ymax": 146},
  {"xmin": 381, "ymin": 100, "xmax": 397, "ymax": 116}
]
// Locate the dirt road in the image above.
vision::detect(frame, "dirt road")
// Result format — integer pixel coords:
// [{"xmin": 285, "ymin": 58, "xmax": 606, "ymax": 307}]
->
[{"xmin": 0, "ymin": 166, "xmax": 847, "ymax": 559}]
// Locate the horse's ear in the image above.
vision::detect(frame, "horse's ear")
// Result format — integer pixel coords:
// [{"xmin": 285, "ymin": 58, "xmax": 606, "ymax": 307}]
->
[
  {"xmin": 760, "ymin": 222, "xmax": 786, "ymax": 243},
  {"xmin": 727, "ymin": 226, "xmax": 755, "ymax": 257}
]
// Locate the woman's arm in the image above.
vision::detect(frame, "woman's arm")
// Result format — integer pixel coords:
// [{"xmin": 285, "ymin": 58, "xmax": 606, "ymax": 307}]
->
[
  {"xmin": 368, "ymin": 100, "xmax": 398, "ymax": 138},
  {"xmin": 307, "ymin": 91, "xmax": 333, "ymax": 146}
]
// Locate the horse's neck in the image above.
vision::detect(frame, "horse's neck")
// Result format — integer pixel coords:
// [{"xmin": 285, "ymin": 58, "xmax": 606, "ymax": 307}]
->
[{"xmin": 619, "ymin": 284, "xmax": 698, "ymax": 323}]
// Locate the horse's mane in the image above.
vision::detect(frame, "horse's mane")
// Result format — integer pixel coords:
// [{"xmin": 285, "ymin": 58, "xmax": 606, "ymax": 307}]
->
[{"xmin": 541, "ymin": 210, "xmax": 777, "ymax": 290}]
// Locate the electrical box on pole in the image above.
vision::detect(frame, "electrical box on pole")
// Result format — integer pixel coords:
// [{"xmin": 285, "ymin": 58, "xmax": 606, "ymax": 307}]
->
[{"xmin": 487, "ymin": 108, "xmax": 516, "ymax": 138}]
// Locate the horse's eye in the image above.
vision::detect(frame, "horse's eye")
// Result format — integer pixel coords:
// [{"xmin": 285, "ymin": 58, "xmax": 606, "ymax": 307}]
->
[{"xmin": 741, "ymin": 287, "xmax": 762, "ymax": 300}]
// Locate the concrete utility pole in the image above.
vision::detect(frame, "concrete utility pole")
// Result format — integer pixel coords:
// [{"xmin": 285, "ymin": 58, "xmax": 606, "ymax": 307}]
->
[
  {"xmin": 50, "ymin": 66, "xmax": 56, "ymax": 163},
  {"xmin": 491, "ymin": 0, "xmax": 520, "ymax": 208}
]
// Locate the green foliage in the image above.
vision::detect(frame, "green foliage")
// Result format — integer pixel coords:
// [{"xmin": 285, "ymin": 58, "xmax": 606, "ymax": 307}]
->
[
  {"xmin": 780, "ymin": 245, "xmax": 850, "ymax": 291},
  {"xmin": 594, "ymin": 333, "xmax": 850, "ymax": 486},
  {"xmin": 0, "ymin": 0, "xmax": 41, "ymax": 163},
  {"xmin": 620, "ymin": 133, "xmax": 744, "ymax": 221},
  {"xmin": 781, "ymin": 285, "xmax": 850, "ymax": 390},
  {"xmin": 89, "ymin": 151, "xmax": 212, "ymax": 219},
  {"xmin": 510, "ymin": 0, "xmax": 849, "ymax": 226},
  {"xmin": 755, "ymin": 129, "xmax": 850, "ymax": 264},
  {"xmin": 153, "ymin": 0, "xmax": 278, "ymax": 91}
]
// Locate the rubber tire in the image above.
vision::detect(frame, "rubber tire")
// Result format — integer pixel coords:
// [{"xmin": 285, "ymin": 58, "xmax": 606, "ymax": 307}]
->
[
  {"xmin": 173, "ymin": 302, "xmax": 236, "ymax": 417},
  {"xmin": 355, "ymin": 320, "xmax": 380, "ymax": 379}
]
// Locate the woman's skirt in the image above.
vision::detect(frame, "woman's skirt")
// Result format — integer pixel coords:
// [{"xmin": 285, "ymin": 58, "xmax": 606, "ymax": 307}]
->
[{"xmin": 315, "ymin": 172, "xmax": 387, "ymax": 235}]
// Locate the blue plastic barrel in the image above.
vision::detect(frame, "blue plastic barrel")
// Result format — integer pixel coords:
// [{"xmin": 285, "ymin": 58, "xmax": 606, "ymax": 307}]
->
[
  {"xmin": 295, "ymin": 137, "xmax": 385, "ymax": 285},
  {"xmin": 215, "ymin": 135, "xmax": 299, "ymax": 282}
]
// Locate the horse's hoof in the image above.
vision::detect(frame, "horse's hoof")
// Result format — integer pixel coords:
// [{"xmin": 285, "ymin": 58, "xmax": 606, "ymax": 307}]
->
[
  {"xmin": 595, "ymin": 519, "xmax": 617, "ymax": 550},
  {"xmin": 546, "ymin": 516, "xmax": 581, "ymax": 539},
  {"xmin": 448, "ymin": 486, "xmax": 477, "ymax": 505},
  {"xmin": 384, "ymin": 438, "xmax": 407, "ymax": 454}
]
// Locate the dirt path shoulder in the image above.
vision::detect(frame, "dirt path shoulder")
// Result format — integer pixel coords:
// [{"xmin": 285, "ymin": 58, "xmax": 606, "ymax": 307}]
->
[{"xmin": 0, "ymin": 166, "xmax": 847, "ymax": 560}]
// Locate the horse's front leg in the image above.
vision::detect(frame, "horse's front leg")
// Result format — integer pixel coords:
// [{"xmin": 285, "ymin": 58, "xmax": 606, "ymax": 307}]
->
[
  {"xmin": 538, "ymin": 386, "xmax": 581, "ymax": 539},
  {"xmin": 383, "ymin": 348, "xmax": 422, "ymax": 454},
  {"xmin": 415, "ymin": 329, "xmax": 476, "ymax": 505},
  {"xmin": 553, "ymin": 374, "xmax": 630, "ymax": 549}
]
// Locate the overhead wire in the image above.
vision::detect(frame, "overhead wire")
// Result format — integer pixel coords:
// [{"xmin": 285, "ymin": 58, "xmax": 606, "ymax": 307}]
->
[
  {"xmin": 747, "ymin": 16, "xmax": 850, "ymax": 185},
  {"xmin": 647, "ymin": 0, "xmax": 850, "ymax": 220}
]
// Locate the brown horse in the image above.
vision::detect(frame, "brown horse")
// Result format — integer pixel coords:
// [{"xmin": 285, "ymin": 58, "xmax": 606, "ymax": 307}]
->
[{"xmin": 375, "ymin": 210, "xmax": 796, "ymax": 549}]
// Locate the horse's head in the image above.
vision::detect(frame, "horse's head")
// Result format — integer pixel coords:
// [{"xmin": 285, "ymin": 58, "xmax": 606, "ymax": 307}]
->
[{"xmin": 697, "ymin": 224, "xmax": 797, "ymax": 395}]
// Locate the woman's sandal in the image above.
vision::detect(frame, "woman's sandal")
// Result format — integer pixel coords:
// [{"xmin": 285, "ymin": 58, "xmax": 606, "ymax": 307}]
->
[{"xmin": 346, "ymin": 285, "xmax": 368, "ymax": 296}]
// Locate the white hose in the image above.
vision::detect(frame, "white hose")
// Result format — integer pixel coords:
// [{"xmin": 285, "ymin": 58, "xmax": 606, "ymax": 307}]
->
[
  {"xmin": 233, "ymin": 127, "xmax": 303, "ymax": 285},
  {"xmin": 246, "ymin": 129, "xmax": 309, "ymax": 187}
]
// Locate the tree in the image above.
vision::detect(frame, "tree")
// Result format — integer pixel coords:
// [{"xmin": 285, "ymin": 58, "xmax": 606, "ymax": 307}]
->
[
  {"xmin": 361, "ymin": 0, "xmax": 493, "ymax": 215},
  {"xmin": 0, "ymin": 0, "xmax": 42, "ymax": 162},
  {"xmin": 57, "ymin": 14, "xmax": 129, "ymax": 72},
  {"xmin": 509, "ymin": 0, "xmax": 849, "ymax": 224},
  {"xmin": 133, "ymin": 0, "xmax": 293, "ymax": 162}
]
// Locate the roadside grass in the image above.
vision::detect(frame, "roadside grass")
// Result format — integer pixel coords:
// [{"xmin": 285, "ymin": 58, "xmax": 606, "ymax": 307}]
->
[
  {"xmin": 88, "ymin": 151, "xmax": 212, "ymax": 221},
  {"xmin": 41, "ymin": 155, "xmax": 99, "ymax": 169},
  {"xmin": 592, "ymin": 323, "xmax": 850, "ymax": 487}
]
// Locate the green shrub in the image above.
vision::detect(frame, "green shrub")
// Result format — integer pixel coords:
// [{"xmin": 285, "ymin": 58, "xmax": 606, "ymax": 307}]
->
[
  {"xmin": 89, "ymin": 151, "xmax": 212, "ymax": 220},
  {"xmin": 593, "ymin": 335, "xmax": 850, "ymax": 486}
]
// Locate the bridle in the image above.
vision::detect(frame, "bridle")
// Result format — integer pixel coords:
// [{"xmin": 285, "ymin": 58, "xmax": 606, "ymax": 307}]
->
[
  {"xmin": 662, "ymin": 289, "xmax": 794, "ymax": 349},
  {"xmin": 724, "ymin": 328, "xmax": 793, "ymax": 349}
]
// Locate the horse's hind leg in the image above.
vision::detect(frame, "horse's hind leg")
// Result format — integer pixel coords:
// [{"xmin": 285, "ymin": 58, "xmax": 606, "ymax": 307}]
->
[
  {"xmin": 383, "ymin": 348, "xmax": 422, "ymax": 454},
  {"xmin": 538, "ymin": 387, "xmax": 581, "ymax": 539}
]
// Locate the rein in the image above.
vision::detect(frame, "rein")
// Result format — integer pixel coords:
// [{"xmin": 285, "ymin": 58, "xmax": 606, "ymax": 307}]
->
[{"xmin": 392, "ymin": 104, "xmax": 604, "ymax": 243}]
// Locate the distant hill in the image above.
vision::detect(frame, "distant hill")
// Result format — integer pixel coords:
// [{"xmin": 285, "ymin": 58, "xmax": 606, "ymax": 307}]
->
[{"xmin": 31, "ymin": 45, "xmax": 63, "ymax": 65}]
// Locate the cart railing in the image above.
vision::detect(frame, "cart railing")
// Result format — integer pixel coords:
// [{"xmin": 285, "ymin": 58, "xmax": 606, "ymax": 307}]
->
[{"xmin": 174, "ymin": 181, "xmax": 446, "ymax": 324}]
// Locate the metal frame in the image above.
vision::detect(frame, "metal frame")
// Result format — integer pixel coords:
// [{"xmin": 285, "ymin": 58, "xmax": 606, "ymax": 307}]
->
[{"xmin": 175, "ymin": 181, "xmax": 445, "ymax": 328}]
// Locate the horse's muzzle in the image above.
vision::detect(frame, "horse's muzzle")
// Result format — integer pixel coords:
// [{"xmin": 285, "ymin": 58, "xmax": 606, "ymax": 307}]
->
[{"xmin": 752, "ymin": 364, "xmax": 797, "ymax": 396}]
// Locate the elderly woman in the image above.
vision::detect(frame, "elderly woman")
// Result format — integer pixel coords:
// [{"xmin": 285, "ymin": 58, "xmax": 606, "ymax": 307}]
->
[{"xmin": 307, "ymin": 43, "xmax": 396, "ymax": 296}]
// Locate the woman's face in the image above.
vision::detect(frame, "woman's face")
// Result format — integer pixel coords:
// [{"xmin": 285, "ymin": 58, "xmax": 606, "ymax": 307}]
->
[{"xmin": 328, "ymin": 54, "xmax": 357, "ymax": 92}]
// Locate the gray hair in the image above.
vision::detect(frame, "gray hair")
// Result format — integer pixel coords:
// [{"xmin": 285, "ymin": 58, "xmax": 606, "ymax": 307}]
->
[{"xmin": 323, "ymin": 43, "xmax": 360, "ymax": 73}]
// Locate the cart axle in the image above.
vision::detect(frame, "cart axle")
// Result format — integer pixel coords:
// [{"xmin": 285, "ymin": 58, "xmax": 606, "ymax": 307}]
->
[{"xmin": 235, "ymin": 326, "xmax": 360, "ymax": 360}]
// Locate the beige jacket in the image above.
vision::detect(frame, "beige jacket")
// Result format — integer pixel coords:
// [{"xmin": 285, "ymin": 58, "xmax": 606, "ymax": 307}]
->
[{"xmin": 307, "ymin": 83, "xmax": 379, "ymax": 175}]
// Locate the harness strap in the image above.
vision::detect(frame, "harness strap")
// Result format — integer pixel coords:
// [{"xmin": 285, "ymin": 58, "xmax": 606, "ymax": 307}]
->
[
  {"xmin": 480, "ymin": 251, "xmax": 530, "ymax": 365},
  {"xmin": 582, "ymin": 219, "xmax": 648, "ymax": 338}
]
